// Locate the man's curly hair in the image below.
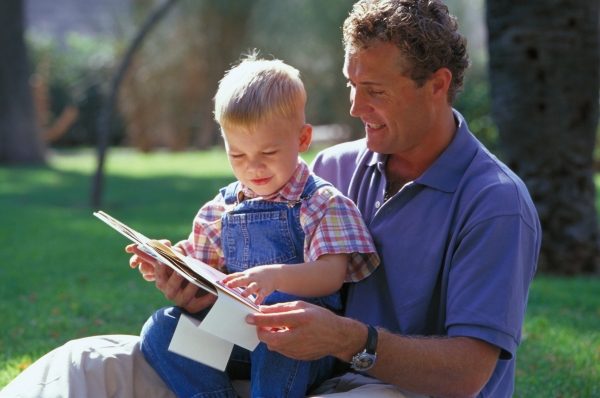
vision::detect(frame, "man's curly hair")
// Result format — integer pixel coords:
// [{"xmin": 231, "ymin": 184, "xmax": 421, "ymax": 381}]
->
[{"xmin": 343, "ymin": 0, "xmax": 469, "ymax": 102}]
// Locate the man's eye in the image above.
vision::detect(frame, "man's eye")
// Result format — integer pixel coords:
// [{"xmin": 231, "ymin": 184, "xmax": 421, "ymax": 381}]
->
[{"xmin": 369, "ymin": 89, "xmax": 384, "ymax": 96}]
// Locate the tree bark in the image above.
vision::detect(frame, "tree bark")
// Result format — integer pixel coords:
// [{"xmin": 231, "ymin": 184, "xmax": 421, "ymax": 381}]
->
[
  {"xmin": 91, "ymin": 0, "xmax": 180, "ymax": 208},
  {"xmin": 486, "ymin": 0, "xmax": 600, "ymax": 273},
  {"xmin": 0, "ymin": 0, "xmax": 45, "ymax": 164},
  {"xmin": 193, "ymin": 1, "xmax": 254, "ymax": 149}
]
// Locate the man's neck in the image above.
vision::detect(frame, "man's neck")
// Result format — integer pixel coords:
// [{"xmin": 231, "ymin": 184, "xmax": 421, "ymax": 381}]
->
[{"xmin": 385, "ymin": 107, "xmax": 457, "ymax": 187}]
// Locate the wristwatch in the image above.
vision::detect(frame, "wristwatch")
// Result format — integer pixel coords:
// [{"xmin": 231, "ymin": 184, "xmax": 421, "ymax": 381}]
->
[{"xmin": 350, "ymin": 324, "xmax": 378, "ymax": 371}]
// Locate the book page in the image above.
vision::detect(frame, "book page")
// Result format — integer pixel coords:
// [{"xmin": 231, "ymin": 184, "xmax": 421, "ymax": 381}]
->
[
  {"xmin": 93, "ymin": 210, "xmax": 217, "ymax": 295},
  {"xmin": 93, "ymin": 210, "xmax": 260, "ymax": 311}
]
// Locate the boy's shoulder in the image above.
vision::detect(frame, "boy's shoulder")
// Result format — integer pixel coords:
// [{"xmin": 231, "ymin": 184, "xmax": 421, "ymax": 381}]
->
[{"xmin": 305, "ymin": 173, "xmax": 357, "ymax": 210}]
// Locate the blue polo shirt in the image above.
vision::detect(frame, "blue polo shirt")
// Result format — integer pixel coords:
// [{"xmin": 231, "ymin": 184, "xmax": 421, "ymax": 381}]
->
[{"xmin": 311, "ymin": 111, "xmax": 541, "ymax": 397}]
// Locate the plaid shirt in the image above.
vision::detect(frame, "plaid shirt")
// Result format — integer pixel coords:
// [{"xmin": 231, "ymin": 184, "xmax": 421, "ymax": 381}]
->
[{"xmin": 177, "ymin": 160, "xmax": 379, "ymax": 282}]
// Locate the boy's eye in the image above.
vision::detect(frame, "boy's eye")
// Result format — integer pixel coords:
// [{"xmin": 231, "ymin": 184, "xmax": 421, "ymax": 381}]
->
[
  {"xmin": 262, "ymin": 151, "xmax": 277, "ymax": 156},
  {"xmin": 229, "ymin": 153, "xmax": 244, "ymax": 159}
]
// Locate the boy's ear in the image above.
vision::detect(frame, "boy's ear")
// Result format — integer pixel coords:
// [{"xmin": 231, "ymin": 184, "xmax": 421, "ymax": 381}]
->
[{"xmin": 299, "ymin": 124, "xmax": 312, "ymax": 152}]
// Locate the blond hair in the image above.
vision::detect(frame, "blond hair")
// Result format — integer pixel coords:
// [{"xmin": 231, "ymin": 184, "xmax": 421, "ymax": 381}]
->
[{"xmin": 214, "ymin": 53, "xmax": 307, "ymax": 131}]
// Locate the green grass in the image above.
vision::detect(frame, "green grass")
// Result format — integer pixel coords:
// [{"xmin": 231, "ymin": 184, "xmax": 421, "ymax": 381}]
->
[{"xmin": 1, "ymin": 149, "xmax": 599, "ymax": 396}]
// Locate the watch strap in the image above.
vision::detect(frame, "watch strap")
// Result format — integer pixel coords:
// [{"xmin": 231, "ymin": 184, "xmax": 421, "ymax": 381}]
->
[{"xmin": 365, "ymin": 324, "xmax": 378, "ymax": 354}]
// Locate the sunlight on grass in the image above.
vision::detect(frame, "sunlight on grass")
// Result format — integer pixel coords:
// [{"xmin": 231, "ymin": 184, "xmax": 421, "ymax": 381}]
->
[
  {"xmin": 515, "ymin": 276, "xmax": 600, "ymax": 397},
  {"xmin": 0, "ymin": 356, "xmax": 36, "ymax": 388},
  {"xmin": 49, "ymin": 147, "xmax": 234, "ymax": 178}
]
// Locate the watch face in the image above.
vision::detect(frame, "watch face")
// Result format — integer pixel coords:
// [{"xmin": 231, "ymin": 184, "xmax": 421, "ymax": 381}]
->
[{"xmin": 351, "ymin": 352, "xmax": 376, "ymax": 371}]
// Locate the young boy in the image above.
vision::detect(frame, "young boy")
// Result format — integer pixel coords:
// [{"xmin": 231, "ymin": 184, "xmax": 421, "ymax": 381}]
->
[{"xmin": 133, "ymin": 54, "xmax": 379, "ymax": 398}]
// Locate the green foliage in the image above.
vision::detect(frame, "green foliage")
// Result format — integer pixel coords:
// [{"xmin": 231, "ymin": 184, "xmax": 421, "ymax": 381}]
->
[
  {"xmin": 27, "ymin": 33, "xmax": 123, "ymax": 146},
  {"xmin": 28, "ymin": 33, "xmax": 117, "ymax": 94},
  {"xmin": 24, "ymin": 0, "xmax": 502, "ymax": 151},
  {"xmin": 1, "ymin": 150, "xmax": 598, "ymax": 396},
  {"xmin": 455, "ymin": 67, "xmax": 500, "ymax": 154}
]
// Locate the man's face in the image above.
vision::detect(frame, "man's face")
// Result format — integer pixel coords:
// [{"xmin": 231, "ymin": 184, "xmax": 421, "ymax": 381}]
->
[
  {"xmin": 343, "ymin": 41, "xmax": 436, "ymax": 156},
  {"xmin": 222, "ymin": 117, "xmax": 311, "ymax": 197}
]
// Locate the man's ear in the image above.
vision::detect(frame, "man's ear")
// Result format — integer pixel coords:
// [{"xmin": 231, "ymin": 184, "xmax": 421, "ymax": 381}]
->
[
  {"xmin": 430, "ymin": 67, "xmax": 452, "ymax": 100},
  {"xmin": 299, "ymin": 124, "xmax": 313, "ymax": 152}
]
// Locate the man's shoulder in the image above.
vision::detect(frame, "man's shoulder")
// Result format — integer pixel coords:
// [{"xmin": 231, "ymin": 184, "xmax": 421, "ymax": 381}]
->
[
  {"xmin": 313, "ymin": 138, "xmax": 367, "ymax": 166},
  {"xmin": 462, "ymin": 148, "xmax": 540, "ymax": 230},
  {"xmin": 311, "ymin": 139, "xmax": 368, "ymax": 194}
]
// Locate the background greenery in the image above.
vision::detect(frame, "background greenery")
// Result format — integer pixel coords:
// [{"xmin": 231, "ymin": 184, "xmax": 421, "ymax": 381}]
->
[
  {"xmin": 27, "ymin": 0, "xmax": 500, "ymax": 151},
  {"xmin": 1, "ymin": 150, "xmax": 598, "ymax": 396}
]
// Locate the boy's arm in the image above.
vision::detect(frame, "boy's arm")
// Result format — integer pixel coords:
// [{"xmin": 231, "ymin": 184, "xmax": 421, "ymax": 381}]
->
[{"xmin": 222, "ymin": 253, "xmax": 348, "ymax": 304}]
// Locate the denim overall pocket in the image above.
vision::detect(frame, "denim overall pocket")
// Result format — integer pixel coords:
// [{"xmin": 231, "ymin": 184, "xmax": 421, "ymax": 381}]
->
[{"xmin": 222, "ymin": 208, "xmax": 299, "ymax": 273}]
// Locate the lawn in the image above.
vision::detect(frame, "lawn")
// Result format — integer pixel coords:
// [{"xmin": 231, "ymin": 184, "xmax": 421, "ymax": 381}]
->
[{"xmin": 1, "ymin": 149, "xmax": 599, "ymax": 396}]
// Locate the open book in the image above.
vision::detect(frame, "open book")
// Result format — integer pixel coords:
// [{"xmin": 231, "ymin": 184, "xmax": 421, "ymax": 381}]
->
[{"xmin": 93, "ymin": 210, "xmax": 261, "ymax": 370}]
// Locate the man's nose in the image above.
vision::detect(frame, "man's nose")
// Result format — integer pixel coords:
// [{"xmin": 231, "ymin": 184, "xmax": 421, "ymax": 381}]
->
[{"xmin": 349, "ymin": 90, "xmax": 370, "ymax": 118}]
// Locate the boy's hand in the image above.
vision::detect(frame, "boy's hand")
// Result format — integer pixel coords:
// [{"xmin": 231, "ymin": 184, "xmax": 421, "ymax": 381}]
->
[{"xmin": 222, "ymin": 265, "xmax": 281, "ymax": 305}]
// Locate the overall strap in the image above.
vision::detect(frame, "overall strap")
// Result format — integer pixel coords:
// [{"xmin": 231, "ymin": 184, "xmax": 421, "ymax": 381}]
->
[
  {"xmin": 300, "ymin": 174, "xmax": 332, "ymax": 200},
  {"xmin": 220, "ymin": 181, "xmax": 242, "ymax": 205}
]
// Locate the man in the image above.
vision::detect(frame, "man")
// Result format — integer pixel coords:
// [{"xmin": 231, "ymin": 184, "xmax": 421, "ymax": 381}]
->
[
  {"xmin": 242, "ymin": 1, "xmax": 541, "ymax": 396},
  {"xmin": 2, "ymin": 1, "xmax": 540, "ymax": 397}
]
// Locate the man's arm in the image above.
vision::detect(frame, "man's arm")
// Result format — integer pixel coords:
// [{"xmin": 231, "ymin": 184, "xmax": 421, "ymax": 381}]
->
[{"xmin": 247, "ymin": 301, "xmax": 500, "ymax": 398}]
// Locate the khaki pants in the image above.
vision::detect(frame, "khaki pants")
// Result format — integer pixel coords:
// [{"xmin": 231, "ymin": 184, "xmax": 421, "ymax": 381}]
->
[{"xmin": 1, "ymin": 335, "xmax": 424, "ymax": 398}]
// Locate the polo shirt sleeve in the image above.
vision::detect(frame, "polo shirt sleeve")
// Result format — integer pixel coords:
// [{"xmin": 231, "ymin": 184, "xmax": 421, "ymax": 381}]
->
[
  {"xmin": 175, "ymin": 193, "xmax": 227, "ymax": 271},
  {"xmin": 300, "ymin": 186, "xmax": 380, "ymax": 282},
  {"xmin": 446, "ymin": 211, "xmax": 539, "ymax": 359}
]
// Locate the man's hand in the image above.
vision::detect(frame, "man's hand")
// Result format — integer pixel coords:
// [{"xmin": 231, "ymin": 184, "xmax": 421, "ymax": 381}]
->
[
  {"xmin": 246, "ymin": 301, "xmax": 359, "ymax": 361},
  {"xmin": 221, "ymin": 265, "xmax": 281, "ymax": 304},
  {"xmin": 125, "ymin": 243, "xmax": 216, "ymax": 313}
]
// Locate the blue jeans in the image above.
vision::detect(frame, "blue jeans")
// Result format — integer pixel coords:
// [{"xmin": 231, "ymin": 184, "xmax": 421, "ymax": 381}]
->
[{"xmin": 141, "ymin": 306, "xmax": 336, "ymax": 398}]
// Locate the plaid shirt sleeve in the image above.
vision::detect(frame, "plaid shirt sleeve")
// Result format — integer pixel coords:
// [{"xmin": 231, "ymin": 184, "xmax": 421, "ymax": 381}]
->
[
  {"xmin": 175, "ymin": 193, "xmax": 227, "ymax": 271},
  {"xmin": 300, "ymin": 186, "xmax": 380, "ymax": 282}
]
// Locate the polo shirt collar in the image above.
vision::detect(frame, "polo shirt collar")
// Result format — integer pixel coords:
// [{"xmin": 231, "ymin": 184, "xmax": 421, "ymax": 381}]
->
[{"xmin": 364, "ymin": 109, "xmax": 479, "ymax": 193}]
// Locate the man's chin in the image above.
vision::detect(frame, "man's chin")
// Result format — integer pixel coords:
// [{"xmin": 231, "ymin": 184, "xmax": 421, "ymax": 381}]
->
[{"xmin": 365, "ymin": 138, "xmax": 388, "ymax": 155}]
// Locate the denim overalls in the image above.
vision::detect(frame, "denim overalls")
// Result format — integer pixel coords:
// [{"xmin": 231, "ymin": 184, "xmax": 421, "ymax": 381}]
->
[
  {"xmin": 140, "ymin": 175, "xmax": 340, "ymax": 398},
  {"xmin": 220, "ymin": 174, "xmax": 342, "ymax": 310}
]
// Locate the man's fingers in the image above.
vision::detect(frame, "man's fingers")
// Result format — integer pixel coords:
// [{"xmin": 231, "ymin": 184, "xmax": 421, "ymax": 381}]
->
[
  {"xmin": 126, "ymin": 244, "xmax": 158, "ymax": 265},
  {"xmin": 258, "ymin": 301, "xmax": 305, "ymax": 313},
  {"xmin": 184, "ymin": 292, "xmax": 217, "ymax": 313},
  {"xmin": 248, "ymin": 306, "xmax": 311, "ymax": 329},
  {"xmin": 162, "ymin": 272, "xmax": 185, "ymax": 301}
]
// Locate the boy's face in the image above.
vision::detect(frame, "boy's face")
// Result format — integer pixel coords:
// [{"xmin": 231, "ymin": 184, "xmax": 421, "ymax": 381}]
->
[{"xmin": 222, "ymin": 116, "xmax": 312, "ymax": 197}]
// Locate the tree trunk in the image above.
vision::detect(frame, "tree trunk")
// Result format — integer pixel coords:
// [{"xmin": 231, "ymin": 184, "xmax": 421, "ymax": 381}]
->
[
  {"xmin": 193, "ymin": 1, "xmax": 254, "ymax": 149},
  {"xmin": 0, "ymin": 0, "xmax": 45, "ymax": 164},
  {"xmin": 486, "ymin": 0, "xmax": 600, "ymax": 273},
  {"xmin": 91, "ymin": 0, "xmax": 180, "ymax": 208}
]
